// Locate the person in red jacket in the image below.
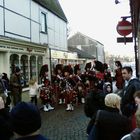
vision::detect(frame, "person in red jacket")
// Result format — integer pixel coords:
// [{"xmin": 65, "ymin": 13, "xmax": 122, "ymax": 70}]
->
[{"xmin": 114, "ymin": 61, "xmax": 124, "ymax": 94}]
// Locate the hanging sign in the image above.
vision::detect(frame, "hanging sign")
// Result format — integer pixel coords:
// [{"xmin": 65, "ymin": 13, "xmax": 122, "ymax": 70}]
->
[{"xmin": 116, "ymin": 20, "xmax": 132, "ymax": 36}]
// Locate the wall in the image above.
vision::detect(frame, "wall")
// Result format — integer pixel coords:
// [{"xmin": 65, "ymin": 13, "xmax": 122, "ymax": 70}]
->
[{"xmin": 0, "ymin": 0, "xmax": 67, "ymax": 51}]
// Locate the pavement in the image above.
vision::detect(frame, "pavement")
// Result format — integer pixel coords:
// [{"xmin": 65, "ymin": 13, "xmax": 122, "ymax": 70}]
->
[{"xmin": 22, "ymin": 92, "xmax": 90, "ymax": 140}]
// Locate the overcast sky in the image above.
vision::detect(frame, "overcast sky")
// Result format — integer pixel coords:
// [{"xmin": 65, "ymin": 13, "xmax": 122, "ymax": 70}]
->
[{"xmin": 59, "ymin": 0, "xmax": 134, "ymax": 57}]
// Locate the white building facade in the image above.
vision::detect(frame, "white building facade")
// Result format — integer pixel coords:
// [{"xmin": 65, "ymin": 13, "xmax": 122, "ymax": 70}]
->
[{"xmin": 0, "ymin": 0, "xmax": 70, "ymax": 87}]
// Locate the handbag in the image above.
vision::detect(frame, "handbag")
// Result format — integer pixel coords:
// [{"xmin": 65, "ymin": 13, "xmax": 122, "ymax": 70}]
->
[{"xmin": 88, "ymin": 110, "xmax": 101, "ymax": 140}]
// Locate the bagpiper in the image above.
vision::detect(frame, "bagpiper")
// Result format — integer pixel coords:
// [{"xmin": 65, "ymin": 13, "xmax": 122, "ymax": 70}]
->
[
  {"xmin": 93, "ymin": 60, "xmax": 105, "ymax": 90},
  {"xmin": 39, "ymin": 64, "xmax": 54, "ymax": 112},
  {"xmin": 73, "ymin": 64, "xmax": 86, "ymax": 104},
  {"xmin": 61, "ymin": 65, "xmax": 76, "ymax": 111},
  {"xmin": 83, "ymin": 62, "xmax": 96, "ymax": 92},
  {"xmin": 52, "ymin": 64, "xmax": 64, "ymax": 104}
]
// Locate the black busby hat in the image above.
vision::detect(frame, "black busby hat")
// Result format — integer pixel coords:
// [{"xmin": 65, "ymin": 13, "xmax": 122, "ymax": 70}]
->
[
  {"xmin": 103, "ymin": 63, "xmax": 108, "ymax": 70},
  {"xmin": 94, "ymin": 61, "xmax": 104, "ymax": 72},
  {"xmin": 63, "ymin": 65, "xmax": 73, "ymax": 75},
  {"xmin": 39, "ymin": 64, "xmax": 48, "ymax": 77},
  {"xmin": 74, "ymin": 64, "xmax": 81, "ymax": 74},
  {"xmin": 85, "ymin": 62, "xmax": 91, "ymax": 71},
  {"xmin": 55, "ymin": 64, "xmax": 63, "ymax": 74}
]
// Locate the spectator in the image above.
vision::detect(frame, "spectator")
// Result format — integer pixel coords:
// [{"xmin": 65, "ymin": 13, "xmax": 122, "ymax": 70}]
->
[
  {"xmin": 0, "ymin": 73, "xmax": 8, "ymax": 101},
  {"xmin": 2, "ymin": 73, "xmax": 11, "ymax": 108},
  {"xmin": 0, "ymin": 96, "xmax": 13, "ymax": 140},
  {"xmin": 10, "ymin": 66, "xmax": 22, "ymax": 106},
  {"xmin": 10, "ymin": 101, "xmax": 49, "ymax": 140},
  {"xmin": 103, "ymin": 63, "xmax": 112, "ymax": 84},
  {"xmin": 28, "ymin": 77, "xmax": 39, "ymax": 105},
  {"xmin": 114, "ymin": 61, "xmax": 124, "ymax": 94},
  {"xmin": 121, "ymin": 66, "xmax": 140, "ymax": 118},
  {"xmin": 84, "ymin": 84, "xmax": 105, "ymax": 135},
  {"xmin": 103, "ymin": 82, "xmax": 112, "ymax": 95},
  {"xmin": 121, "ymin": 109, "xmax": 140, "ymax": 140},
  {"xmin": 129, "ymin": 90, "xmax": 140, "ymax": 130},
  {"xmin": 88, "ymin": 93, "xmax": 131, "ymax": 140},
  {"xmin": 134, "ymin": 91, "xmax": 140, "ymax": 108}
]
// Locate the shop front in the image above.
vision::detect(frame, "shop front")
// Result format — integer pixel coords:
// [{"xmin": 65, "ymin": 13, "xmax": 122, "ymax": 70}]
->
[
  {"xmin": 0, "ymin": 38, "xmax": 48, "ymax": 88},
  {"xmin": 50, "ymin": 49, "xmax": 86, "ymax": 71}
]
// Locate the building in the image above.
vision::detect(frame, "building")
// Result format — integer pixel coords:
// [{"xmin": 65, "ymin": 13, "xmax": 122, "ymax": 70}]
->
[
  {"xmin": 68, "ymin": 32, "xmax": 105, "ymax": 63},
  {"xmin": 0, "ymin": 0, "xmax": 70, "ymax": 88},
  {"xmin": 128, "ymin": 0, "xmax": 140, "ymax": 77}
]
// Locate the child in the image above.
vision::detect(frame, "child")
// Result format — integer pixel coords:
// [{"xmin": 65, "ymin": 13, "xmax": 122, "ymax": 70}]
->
[
  {"xmin": 28, "ymin": 77, "xmax": 39, "ymax": 105},
  {"xmin": 103, "ymin": 82, "xmax": 112, "ymax": 95}
]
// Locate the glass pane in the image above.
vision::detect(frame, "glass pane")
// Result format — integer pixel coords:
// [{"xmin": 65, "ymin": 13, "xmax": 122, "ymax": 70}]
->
[
  {"xmin": 10, "ymin": 54, "xmax": 19, "ymax": 74},
  {"xmin": 41, "ymin": 12, "xmax": 47, "ymax": 32},
  {"xmin": 37, "ymin": 56, "xmax": 43, "ymax": 84},
  {"xmin": 30, "ymin": 56, "xmax": 36, "ymax": 79},
  {"xmin": 21, "ymin": 55, "xmax": 28, "ymax": 87}
]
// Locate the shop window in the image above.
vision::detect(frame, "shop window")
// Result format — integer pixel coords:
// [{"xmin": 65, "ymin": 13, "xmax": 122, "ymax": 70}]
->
[
  {"xmin": 37, "ymin": 56, "xmax": 43, "ymax": 84},
  {"xmin": 30, "ymin": 56, "xmax": 36, "ymax": 79},
  {"xmin": 10, "ymin": 54, "xmax": 19, "ymax": 74},
  {"xmin": 21, "ymin": 55, "xmax": 28, "ymax": 87}
]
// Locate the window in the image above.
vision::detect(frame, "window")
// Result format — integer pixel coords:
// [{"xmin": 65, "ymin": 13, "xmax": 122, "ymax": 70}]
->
[{"xmin": 41, "ymin": 12, "xmax": 47, "ymax": 33}]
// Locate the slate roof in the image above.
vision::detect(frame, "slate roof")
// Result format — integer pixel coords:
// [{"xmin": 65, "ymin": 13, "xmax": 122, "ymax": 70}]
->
[
  {"xmin": 68, "ymin": 46, "xmax": 95, "ymax": 59},
  {"xmin": 33, "ymin": 0, "xmax": 67, "ymax": 22}
]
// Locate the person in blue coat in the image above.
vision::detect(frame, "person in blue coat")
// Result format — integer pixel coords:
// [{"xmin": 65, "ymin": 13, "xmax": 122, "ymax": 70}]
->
[{"xmin": 121, "ymin": 66, "xmax": 140, "ymax": 118}]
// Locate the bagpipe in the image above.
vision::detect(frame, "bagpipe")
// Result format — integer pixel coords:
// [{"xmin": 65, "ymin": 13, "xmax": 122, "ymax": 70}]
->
[
  {"xmin": 40, "ymin": 86, "xmax": 51, "ymax": 101},
  {"xmin": 59, "ymin": 77, "xmax": 77, "ymax": 104},
  {"xmin": 39, "ymin": 78, "xmax": 54, "ymax": 102}
]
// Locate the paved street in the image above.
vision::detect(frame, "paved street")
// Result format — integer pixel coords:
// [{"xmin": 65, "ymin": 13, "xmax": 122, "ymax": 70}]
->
[{"xmin": 22, "ymin": 93, "xmax": 90, "ymax": 140}]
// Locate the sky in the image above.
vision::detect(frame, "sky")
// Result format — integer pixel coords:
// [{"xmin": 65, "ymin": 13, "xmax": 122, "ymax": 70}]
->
[{"xmin": 59, "ymin": 0, "xmax": 134, "ymax": 57}]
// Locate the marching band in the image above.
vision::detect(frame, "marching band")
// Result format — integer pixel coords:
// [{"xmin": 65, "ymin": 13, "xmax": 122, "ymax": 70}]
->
[{"xmin": 39, "ymin": 60, "xmax": 112, "ymax": 112}]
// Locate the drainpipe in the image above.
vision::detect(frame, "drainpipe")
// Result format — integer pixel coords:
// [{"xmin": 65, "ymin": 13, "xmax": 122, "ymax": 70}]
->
[
  {"xmin": 134, "ymin": 37, "xmax": 139, "ymax": 78},
  {"xmin": 49, "ymin": 47, "xmax": 52, "ymax": 81}
]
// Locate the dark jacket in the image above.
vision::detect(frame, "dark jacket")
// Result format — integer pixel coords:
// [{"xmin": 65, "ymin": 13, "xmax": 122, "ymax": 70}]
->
[
  {"xmin": 15, "ymin": 134, "xmax": 49, "ymax": 140},
  {"xmin": 84, "ymin": 89, "xmax": 105, "ymax": 119},
  {"xmin": 0, "ymin": 79, "xmax": 6, "ymax": 94},
  {"xmin": 96, "ymin": 107, "xmax": 131, "ymax": 140},
  {"xmin": 84, "ymin": 89, "xmax": 106, "ymax": 135},
  {"xmin": 121, "ymin": 78, "xmax": 140, "ymax": 117},
  {"xmin": 0, "ymin": 108, "xmax": 13, "ymax": 140},
  {"xmin": 10, "ymin": 73, "xmax": 22, "ymax": 94}
]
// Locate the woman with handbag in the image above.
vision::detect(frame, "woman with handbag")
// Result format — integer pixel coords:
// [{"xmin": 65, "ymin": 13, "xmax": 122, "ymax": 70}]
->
[{"xmin": 88, "ymin": 93, "xmax": 131, "ymax": 140}]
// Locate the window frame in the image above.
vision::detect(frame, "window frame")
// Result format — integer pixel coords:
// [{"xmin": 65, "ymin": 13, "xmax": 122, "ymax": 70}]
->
[{"xmin": 40, "ymin": 12, "xmax": 47, "ymax": 34}]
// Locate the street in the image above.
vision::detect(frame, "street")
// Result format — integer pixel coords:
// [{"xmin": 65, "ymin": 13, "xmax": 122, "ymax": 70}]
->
[
  {"xmin": 40, "ymin": 104, "xmax": 89, "ymax": 140},
  {"xmin": 22, "ymin": 93, "xmax": 90, "ymax": 140}
]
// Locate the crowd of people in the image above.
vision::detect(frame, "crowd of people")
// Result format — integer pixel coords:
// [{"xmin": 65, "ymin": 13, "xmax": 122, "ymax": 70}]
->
[
  {"xmin": 85, "ymin": 61, "xmax": 140, "ymax": 140},
  {"xmin": 0, "ymin": 60, "xmax": 140, "ymax": 140}
]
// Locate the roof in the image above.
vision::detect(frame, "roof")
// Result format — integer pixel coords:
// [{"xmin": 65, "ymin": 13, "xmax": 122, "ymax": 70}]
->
[
  {"xmin": 68, "ymin": 46, "xmax": 95, "ymax": 59},
  {"xmin": 33, "ymin": 0, "xmax": 67, "ymax": 22},
  {"xmin": 68, "ymin": 32, "xmax": 104, "ymax": 46}
]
